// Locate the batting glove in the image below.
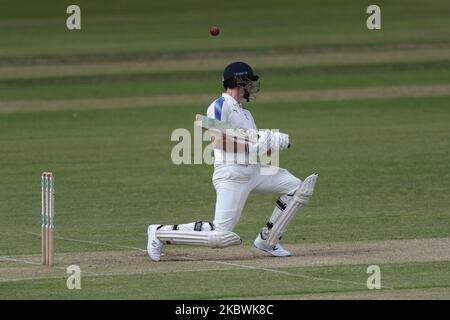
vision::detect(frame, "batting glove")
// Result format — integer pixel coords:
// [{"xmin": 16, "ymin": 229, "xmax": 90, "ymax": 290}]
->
[{"xmin": 271, "ymin": 132, "xmax": 290, "ymax": 151}]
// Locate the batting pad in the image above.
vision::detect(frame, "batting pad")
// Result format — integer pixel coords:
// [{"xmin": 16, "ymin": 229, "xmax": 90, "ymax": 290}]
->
[
  {"xmin": 156, "ymin": 230, "xmax": 242, "ymax": 248},
  {"xmin": 267, "ymin": 173, "xmax": 318, "ymax": 247}
]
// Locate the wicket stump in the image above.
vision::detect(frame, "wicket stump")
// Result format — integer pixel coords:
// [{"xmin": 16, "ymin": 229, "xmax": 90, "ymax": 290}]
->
[{"xmin": 41, "ymin": 172, "xmax": 55, "ymax": 266}]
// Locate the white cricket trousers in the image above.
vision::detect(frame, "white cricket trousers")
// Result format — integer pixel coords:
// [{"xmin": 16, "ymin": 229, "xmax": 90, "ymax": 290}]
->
[{"xmin": 212, "ymin": 164, "xmax": 301, "ymax": 231}]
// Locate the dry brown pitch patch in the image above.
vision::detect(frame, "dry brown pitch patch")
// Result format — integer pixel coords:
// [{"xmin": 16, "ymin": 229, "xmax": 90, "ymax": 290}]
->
[{"xmin": 1, "ymin": 237, "xmax": 449, "ymax": 283}]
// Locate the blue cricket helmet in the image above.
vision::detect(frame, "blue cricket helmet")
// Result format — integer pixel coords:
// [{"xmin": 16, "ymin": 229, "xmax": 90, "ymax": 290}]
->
[{"xmin": 222, "ymin": 62, "xmax": 259, "ymax": 89}]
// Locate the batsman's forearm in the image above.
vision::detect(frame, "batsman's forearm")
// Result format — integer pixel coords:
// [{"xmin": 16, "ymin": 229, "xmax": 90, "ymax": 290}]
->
[{"xmin": 211, "ymin": 134, "xmax": 252, "ymax": 154}]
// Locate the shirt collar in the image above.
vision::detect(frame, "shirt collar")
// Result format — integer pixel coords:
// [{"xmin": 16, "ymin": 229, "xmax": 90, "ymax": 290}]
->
[{"xmin": 222, "ymin": 93, "xmax": 241, "ymax": 107}]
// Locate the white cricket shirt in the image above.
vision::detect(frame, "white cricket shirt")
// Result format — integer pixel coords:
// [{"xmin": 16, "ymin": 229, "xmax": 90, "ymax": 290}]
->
[{"xmin": 206, "ymin": 93, "xmax": 257, "ymax": 164}]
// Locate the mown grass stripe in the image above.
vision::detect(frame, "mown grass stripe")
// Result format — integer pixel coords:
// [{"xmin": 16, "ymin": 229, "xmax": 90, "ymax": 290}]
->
[
  {"xmin": 2, "ymin": 60, "xmax": 450, "ymax": 85},
  {"xmin": 1, "ymin": 41, "xmax": 450, "ymax": 66},
  {"xmin": 0, "ymin": 84, "xmax": 449, "ymax": 113},
  {"xmin": 1, "ymin": 47, "xmax": 450, "ymax": 80}
]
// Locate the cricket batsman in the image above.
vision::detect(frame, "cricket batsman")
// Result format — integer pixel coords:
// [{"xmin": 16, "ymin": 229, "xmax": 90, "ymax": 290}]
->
[{"xmin": 147, "ymin": 61, "xmax": 318, "ymax": 261}]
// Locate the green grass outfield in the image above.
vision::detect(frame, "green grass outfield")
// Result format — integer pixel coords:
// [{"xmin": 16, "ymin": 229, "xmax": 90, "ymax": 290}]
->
[{"xmin": 1, "ymin": 0, "xmax": 450, "ymax": 299}]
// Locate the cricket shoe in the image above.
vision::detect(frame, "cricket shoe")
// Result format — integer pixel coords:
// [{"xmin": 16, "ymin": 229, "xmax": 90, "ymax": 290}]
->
[
  {"xmin": 147, "ymin": 224, "xmax": 163, "ymax": 261},
  {"xmin": 253, "ymin": 232, "xmax": 292, "ymax": 257}
]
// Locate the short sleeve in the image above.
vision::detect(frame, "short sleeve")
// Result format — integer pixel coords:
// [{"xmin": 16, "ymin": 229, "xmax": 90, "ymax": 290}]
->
[{"xmin": 206, "ymin": 96, "xmax": 229, "ymax": 121}]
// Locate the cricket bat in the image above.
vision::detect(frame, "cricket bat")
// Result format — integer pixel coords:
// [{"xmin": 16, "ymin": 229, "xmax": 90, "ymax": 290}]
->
[{"xmin": 195, "ymin": 114, "xmax": 291, "ymax": 148}]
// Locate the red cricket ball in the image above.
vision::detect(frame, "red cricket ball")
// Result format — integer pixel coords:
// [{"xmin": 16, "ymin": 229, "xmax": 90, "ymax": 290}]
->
[{"xmin": 210, "ymin": 26, "xmax": 220, "ymax": 36}]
